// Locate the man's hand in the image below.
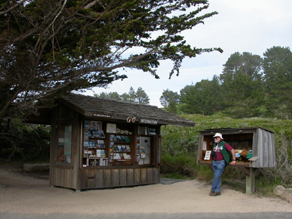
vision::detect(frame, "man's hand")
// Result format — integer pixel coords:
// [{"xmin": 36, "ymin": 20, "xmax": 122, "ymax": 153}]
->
[{"xmin": 230, "ymin": 161, "xmax": 236, "ymax": 166}]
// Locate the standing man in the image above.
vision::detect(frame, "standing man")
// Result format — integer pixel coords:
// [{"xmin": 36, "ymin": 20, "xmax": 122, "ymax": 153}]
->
[{"xmin": 210, "ymin": 133, "xmax": 236, "ymax": 196}]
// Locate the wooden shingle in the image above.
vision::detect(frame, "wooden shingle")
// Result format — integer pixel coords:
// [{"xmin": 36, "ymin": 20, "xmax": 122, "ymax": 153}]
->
[{"xmin": 61, "ymin": 93, "xmax": 195, "ymax": 127}]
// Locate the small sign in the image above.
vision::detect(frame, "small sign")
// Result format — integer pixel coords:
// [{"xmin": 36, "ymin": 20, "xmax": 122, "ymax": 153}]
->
[
  {"xmin": 148, "ymin": 128, "xmax": 156, "ymax": 135},
  {"xmin": 92, "ymin": 113, "xmax": 111, "ymax": 118},
  {"xmin": 140, "ymin": 118, "xmax": 158, "ymax": 125},
  {"xmin": 204, "ymin": 150, "xmax": 212, "ymax": 160}
]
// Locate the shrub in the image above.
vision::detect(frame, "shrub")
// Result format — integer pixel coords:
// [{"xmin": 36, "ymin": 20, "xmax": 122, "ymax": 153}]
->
[
  {"xmin": 161, "ymin": 154, "xmax": 197, "ymax": 177},
  {"xmin": 0, "ymin": 119, "xmax": 50, "ymax": 162}
]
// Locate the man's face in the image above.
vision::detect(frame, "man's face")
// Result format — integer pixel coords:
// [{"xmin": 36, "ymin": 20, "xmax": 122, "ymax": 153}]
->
[{"xmin": 214, "ymin": 137, "xmax": 221, "ymax": 143}]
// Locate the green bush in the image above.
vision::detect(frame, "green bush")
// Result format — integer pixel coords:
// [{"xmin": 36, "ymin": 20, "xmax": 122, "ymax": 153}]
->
[
  {"xmin": 196, "ymin": 165, "xmax": 213, "ymax": 182},
  {"xmin": 161, "ymin": 154, "xmax": 198, "ymax": 177},
  {"xmin": 0, "ymin": 119, "xmax": 50, "ymax": 162}
]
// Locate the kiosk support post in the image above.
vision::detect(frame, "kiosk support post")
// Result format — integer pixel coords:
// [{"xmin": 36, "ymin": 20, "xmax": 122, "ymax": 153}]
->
[{"xmin": 246, "ymin": 168, "xmax": 256, "ymax": 194}]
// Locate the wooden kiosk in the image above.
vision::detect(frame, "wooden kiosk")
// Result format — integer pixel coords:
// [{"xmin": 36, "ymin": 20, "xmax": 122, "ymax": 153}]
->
[
  {"xmin": 41, "ymin": 93, "xmax": 195, "ymax": 191},
  {"xmin": 197, "ymin": 127, "xmax": 276, "ymax": 194}
]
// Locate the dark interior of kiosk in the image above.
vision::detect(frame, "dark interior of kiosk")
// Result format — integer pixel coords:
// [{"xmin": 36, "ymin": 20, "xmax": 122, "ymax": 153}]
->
[{"xmin": 200, "ymin": 133, "xmax": 253, "ymax": 164}]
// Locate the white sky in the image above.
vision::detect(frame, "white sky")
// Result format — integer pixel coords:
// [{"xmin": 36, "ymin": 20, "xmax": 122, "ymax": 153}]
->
[{"xmin": 82, "ymin": 0, "xmax": 292, "ymax": 107}]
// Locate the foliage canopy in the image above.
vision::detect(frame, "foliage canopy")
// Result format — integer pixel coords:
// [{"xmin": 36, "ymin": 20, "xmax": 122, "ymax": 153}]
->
[
  {"xmin": 0, "ymin": 0, "xmax": 221, "ymax": 119},
  {"xmin": 162, "ymin": 46, "xmax": 292, "ymax": 119},
  {"xmin": 97, "ymin": 86, "xmax": 150, "ymax": 104}
]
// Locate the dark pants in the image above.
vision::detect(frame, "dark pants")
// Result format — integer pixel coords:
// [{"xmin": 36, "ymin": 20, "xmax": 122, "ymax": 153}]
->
[{"xmin": 211, "ymin": 160, "xmax": 226, "ymax": 192}]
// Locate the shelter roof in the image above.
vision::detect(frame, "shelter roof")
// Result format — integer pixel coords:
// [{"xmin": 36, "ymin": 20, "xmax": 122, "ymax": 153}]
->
[{"xmin": 60, "ymin": 93, "xmax": 195, "ymax": 127}]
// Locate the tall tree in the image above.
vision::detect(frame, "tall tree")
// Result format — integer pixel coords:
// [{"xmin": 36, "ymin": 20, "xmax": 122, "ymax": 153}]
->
[
  {"xmin": 95, "ymin": 87, "xmax": 149, "ymax": 104},
  {"xmin": 120, "ymin": 87, "xmax": 149, "ymax": 104},
  {"xmin": 179, "ymin": 84, "xmax": 195, "ymax": 114},
  {"xmin": 160, "ymin": 89, "xmax": 180, "ymax": 107},
  {"xmin": 95, "ymin": 92, "xmax": 122, "ymax": 101},
  {"xmin": 136, "ymin": 87, "xmax": 150, "ymax": 104},
  {"xmin": 263, "ymin": 46, "xmax": 292, "ymax": 119},
  {"xmin": 0, "ymin": 0, "xmax": 221, "ymax": 120},
  {"xmin": 180, "ymin": 76, "xmax": 222, "ymax": 115},
  {"xmin": 121, "ymin": 87, "xmax": 136, "ymax": 103},
  {"xmin": 160, "ymin": 89, "xmax": 180, "ymax": 113},
  {"xmin": 220, "ymin": 52, "xmax": 265, "ymax": 118}
]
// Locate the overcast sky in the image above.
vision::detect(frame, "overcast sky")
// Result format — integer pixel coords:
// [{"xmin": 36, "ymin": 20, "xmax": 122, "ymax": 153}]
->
[{"xmin": 82, "ymin": 0, "xmax": 292, "ymax": 107}]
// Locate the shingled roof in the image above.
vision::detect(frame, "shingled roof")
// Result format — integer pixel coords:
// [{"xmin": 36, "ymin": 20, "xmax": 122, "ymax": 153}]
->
[{"xmin": 61, "ymin": 93, "xmax": 195, "ymax": 127}]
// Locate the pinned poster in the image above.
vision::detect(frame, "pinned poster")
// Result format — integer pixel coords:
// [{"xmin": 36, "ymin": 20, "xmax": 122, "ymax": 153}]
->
[
  {"xmin": 106, "ymin": 123, "xmax": 116, "ymax": 133},
  {"xmin": 202, "ymin": 141, "xmax": 207, "ymax": 151},
  {"xmin": 204, "ymin": 150, "xmax": 212, "ymax": 160}
]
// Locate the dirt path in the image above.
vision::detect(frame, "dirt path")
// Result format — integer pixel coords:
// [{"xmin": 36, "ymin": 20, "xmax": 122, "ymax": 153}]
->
[{"xmin": 0, "ymin": 165, "xmax": 291, "ymax": 215}]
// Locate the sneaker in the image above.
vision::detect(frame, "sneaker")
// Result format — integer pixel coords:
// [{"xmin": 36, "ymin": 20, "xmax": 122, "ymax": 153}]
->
[
  {"xmin": 209, "ymin": 191, "xmax": 221, "ymax": 196},
  {"xmin": 209, "ymin": 191, "xmax": 215, "ymax": 196}
]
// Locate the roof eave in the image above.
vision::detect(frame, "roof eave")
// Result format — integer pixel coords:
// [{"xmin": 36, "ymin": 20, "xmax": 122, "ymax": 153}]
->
[
  {"xmin": 83, "ymin": 110, "xmax": 195, "ymax": 127},
  {"xmin": 158, "ymin": 120, "xmax": 195, "ymax": 127}
]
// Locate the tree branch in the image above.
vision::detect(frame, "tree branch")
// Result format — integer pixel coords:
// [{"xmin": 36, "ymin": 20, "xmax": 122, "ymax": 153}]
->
[{"xmin": 0, "ymin": 0, "xmax": 26, "ymax": 15}]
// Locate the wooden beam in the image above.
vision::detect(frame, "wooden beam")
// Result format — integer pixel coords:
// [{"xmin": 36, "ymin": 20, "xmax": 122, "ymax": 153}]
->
[
  {"xmin": 239, "ymin": 167, "xmax": 250, "ymax": 176},
  {"xmin": 246, "ymin": 168, "xmax": 256, "ymax": 194}
]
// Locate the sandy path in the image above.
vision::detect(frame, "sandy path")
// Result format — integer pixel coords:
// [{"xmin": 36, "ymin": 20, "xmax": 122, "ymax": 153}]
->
[{"xmin": 0, "ymin": 168, "xmax": 291, "ymax": 214}]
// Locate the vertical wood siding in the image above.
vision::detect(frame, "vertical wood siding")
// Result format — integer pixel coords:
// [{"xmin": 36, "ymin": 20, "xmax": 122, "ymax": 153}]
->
[
  {"xmin": 127, "ymin": 169, "xmax": 134, "ymax": 186},
  {"xmin": 254, "ymin": 128, "xmax": 276, "ymax": 168},
  {"xmin": 74, "ymin": 167, "xmax": 160, "ymax": 190},
  {"xmin": 270, "ymin": 133, "xmax": 276, "ymax": 167},
  {"xmin": 51, "ymin": 167, "xmax": 76, "ymax": 189}
]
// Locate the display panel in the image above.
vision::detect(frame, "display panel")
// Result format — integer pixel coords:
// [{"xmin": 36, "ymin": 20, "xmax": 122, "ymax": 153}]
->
[
  {"xmin": 82, "ymin": 120, "xmax": 156, "ymax": 167},
  {"xmin": 57, "ymin": 124, "xmax": 72, "ymax": 163},
  {"xmin": 83, "ymin": 120, "xmax": 134, "ymax": 167},
  {"xmin": 135, "ymin": 136, "xmax": 152, "ymax": 165}
]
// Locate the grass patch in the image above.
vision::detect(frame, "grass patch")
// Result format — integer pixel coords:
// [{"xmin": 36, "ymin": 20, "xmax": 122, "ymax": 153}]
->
[
  {"xmin": 253, "ymin": 178, "xmax": 282, "ymax": 197},
  {"xmin": 197, "ymin": 165, "xmax": 213, "ymax": 181}
]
